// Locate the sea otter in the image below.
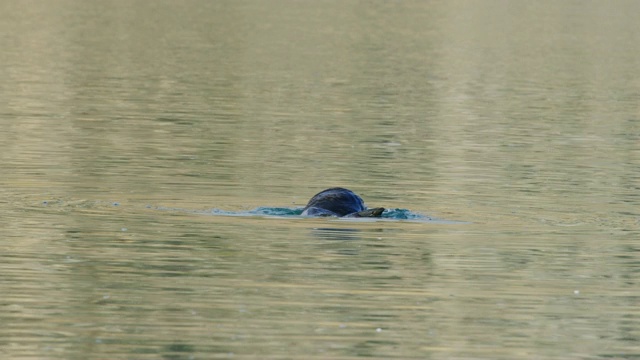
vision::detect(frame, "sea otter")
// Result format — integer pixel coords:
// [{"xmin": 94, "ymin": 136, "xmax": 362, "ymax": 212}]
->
[{"xmin": 301, "ymin": 187, "xmax": 385, "ymax": 218}]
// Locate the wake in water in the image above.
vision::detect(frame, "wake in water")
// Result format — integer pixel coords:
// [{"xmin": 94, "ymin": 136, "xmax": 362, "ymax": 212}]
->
[
  {"xmin": 39, "ymin": 199, "xmax": 452, "ymax": 222},
  {"xmin": 39, "ymin": 199, "xmax": 438, "ymax": 221},
  {"xmin": 207, "ymin": 206, "xmax": 436, "ymax": 221},
  {"xmin": 150, "ymin": 188, "xmax": 456, "ymax": 222}
]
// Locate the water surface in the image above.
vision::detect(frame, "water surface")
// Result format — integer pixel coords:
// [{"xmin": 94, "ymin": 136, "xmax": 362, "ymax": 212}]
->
[{"xmin": 1, "ymin": 1, "xmax": 639, "ymax": 359}]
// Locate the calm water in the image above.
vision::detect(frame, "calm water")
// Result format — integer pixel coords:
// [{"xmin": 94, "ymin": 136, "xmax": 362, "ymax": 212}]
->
[{"xmin": 2, "ymin": 1, "xmax": 640, "ymax": 359}]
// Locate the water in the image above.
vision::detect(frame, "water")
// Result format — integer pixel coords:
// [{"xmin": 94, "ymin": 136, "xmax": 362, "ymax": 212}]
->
[
  {"xmin": 2, "ymin": 1, "xmax": 640, "ymax": 359},
  {"xmin": 167, "ymin": 205, "xmax": 436, "ymax": 221}
]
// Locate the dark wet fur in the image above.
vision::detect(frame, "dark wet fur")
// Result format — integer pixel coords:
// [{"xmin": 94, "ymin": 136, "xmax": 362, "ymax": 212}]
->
[{"xmin": 301, "ymin": 187, "xmax": 385, "ymax": 218}]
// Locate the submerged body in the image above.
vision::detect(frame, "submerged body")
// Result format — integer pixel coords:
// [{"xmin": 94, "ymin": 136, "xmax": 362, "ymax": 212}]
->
[{"xmin": 301, "ymin": 187, "xmax": 385, "ymax": 218}]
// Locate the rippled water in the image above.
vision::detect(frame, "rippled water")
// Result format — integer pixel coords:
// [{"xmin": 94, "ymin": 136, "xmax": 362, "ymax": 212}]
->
[
  {"xmin": 2, "ymin": 1, "xmax": 640, "ymax": 359},
  {"xmin": 182, "ymin": 205, "xmax": 434, "ymax": 221}
]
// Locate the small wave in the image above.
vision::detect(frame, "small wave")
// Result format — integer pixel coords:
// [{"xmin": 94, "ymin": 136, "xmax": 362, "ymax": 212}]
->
[
  {"xmin": 210, "ymin": 207, "xmax": 303, "ymax": 217},
  {"xmin": 381, "ymin": 208, "xmax": 434, "ymax": 220},
  {"xmin": 208, "ymin": 207, "xmax": 435, "ymax": 221}
]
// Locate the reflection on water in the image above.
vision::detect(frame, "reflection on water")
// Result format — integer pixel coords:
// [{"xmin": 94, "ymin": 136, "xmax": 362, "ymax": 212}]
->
[
  {"xmin": 311, "ymin": 228, "xmax": 362, "ymax": 242},
  {"xmin": 2, "ymin": 0, "xmax": 640, "ymax": 359}
]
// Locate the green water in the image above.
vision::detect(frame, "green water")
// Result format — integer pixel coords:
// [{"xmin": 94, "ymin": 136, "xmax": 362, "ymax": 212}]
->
[{"xmin": 2, "ymin": 1, "xmax": 639, "ymax": 359}]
